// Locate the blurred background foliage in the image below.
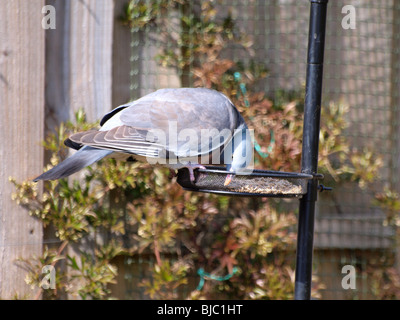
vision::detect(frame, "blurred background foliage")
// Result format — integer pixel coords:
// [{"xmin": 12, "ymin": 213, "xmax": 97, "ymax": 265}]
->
[{"xmin": 10, "ymin": 0, "xmax": 400, "ymax": 299}]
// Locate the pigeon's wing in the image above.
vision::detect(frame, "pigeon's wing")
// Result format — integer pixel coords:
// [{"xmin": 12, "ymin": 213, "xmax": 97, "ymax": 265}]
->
[
  {"xmin": 120, "ymin": 88, "xmax": 241, "ymax": 157},
  {"xmin": 69, "ymin": 126, "xmax": 162, "ymax": 158},
  {"xmin": 69, "ymin": 88, "xmax": 242, "ymax": 159},
  {"xmin": 100, "ymin": 105, "xmax": 129, "ymax": 126}
]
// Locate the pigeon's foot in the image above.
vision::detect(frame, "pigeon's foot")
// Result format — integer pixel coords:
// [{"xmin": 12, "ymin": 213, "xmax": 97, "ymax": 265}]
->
[
  {"xmin": 185, "ymin": 163, "xmax": 206, "ymax": 182},
  {"xmin": 168, "ymin": 169, "xmax": 177, "ymax": 179},
  {"xmin": 224, "ymin": 173, "xmax": 234, "ymax": 186}
]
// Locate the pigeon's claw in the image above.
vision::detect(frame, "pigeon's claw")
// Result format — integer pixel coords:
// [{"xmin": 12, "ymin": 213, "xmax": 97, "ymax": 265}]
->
[
  {"xmin": 224, "ymin": 174, "xmax": 234, "ymax": 186},
  {"xmin": 168, "ymin": 169, "xmax": 177, "ymax": 179},
  {"xmin": 185, "ymin": 163, "xmax": 206, "ymax": 182}
]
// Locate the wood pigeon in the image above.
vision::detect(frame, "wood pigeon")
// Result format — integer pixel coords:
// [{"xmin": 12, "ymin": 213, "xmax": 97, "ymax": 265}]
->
[{"xmin": 34, "ymin": 88, "xmax": 254, "ymax": 185}]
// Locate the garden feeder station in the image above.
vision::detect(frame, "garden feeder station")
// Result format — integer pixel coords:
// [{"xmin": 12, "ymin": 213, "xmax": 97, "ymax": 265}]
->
[{"xmin": 177, "ymin": 0, "xmax": 330, "ymax": 300}]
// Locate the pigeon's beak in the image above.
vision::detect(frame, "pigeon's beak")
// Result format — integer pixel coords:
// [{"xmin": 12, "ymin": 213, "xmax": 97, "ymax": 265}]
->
[{"xmin": 224, "ymin": 174, "xmax": 233, "ymax": 186}]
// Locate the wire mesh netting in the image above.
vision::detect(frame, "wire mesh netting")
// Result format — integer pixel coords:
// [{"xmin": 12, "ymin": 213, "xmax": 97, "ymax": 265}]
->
[{"xmin": 117, "ymin": 0, "xmax": 400, "ymax": 299}]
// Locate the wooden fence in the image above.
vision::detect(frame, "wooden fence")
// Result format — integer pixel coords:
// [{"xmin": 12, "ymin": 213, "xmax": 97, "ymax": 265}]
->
[
  {"xmin": 1, "ymin": 0, "xmax": 45, "ymax": 299},
  {"xmin": 0, "ymin": 0, "xmax": 122, "ymax": 299}
]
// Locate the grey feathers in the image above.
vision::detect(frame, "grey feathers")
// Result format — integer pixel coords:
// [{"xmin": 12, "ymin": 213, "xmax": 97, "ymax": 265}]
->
[{"xmin": 33, "ymin": 88, "xmax": 252, "ymax": 181}]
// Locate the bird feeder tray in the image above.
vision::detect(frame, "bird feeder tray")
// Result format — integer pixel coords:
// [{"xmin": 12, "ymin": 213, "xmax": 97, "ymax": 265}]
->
[{"xmin": 177, "ymin": 166, "xmax": 313, "ymax": 198}]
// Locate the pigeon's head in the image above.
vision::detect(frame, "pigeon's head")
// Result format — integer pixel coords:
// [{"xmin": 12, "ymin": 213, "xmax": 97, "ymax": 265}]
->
[{"xmin": 224, "ymin": 123, "xmax": 254, "ymax": 186}]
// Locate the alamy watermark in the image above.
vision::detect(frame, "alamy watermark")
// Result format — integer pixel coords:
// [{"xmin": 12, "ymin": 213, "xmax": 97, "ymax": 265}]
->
[
  {"xmin": 341, "ymin": 265, "xmax": 356, "ymax": 290},
  {"xmin": 342, "ymin": 5, "xmax": 356, "ymax": 30},
  {"xmin": 143, "ymin": 123, "xmax": 255, "ymax": 174},
  {"xmin": 42, "ymin": 5, "xmax": 56, "ymax": 30},
  {"xmin": 40, "ymin": 265, "xmax": 56, "ymax": 290}
]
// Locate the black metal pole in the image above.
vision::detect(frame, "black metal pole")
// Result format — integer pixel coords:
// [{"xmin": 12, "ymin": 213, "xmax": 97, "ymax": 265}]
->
[{"xmin": 294, "ymin": 0, "xmax": 328, "ymax": 300}]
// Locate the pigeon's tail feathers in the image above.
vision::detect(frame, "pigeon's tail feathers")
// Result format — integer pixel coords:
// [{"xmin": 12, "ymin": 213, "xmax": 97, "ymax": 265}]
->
[{"xmin": 33, "ymin": 146, "xmax": 113, "ymax": 182}]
